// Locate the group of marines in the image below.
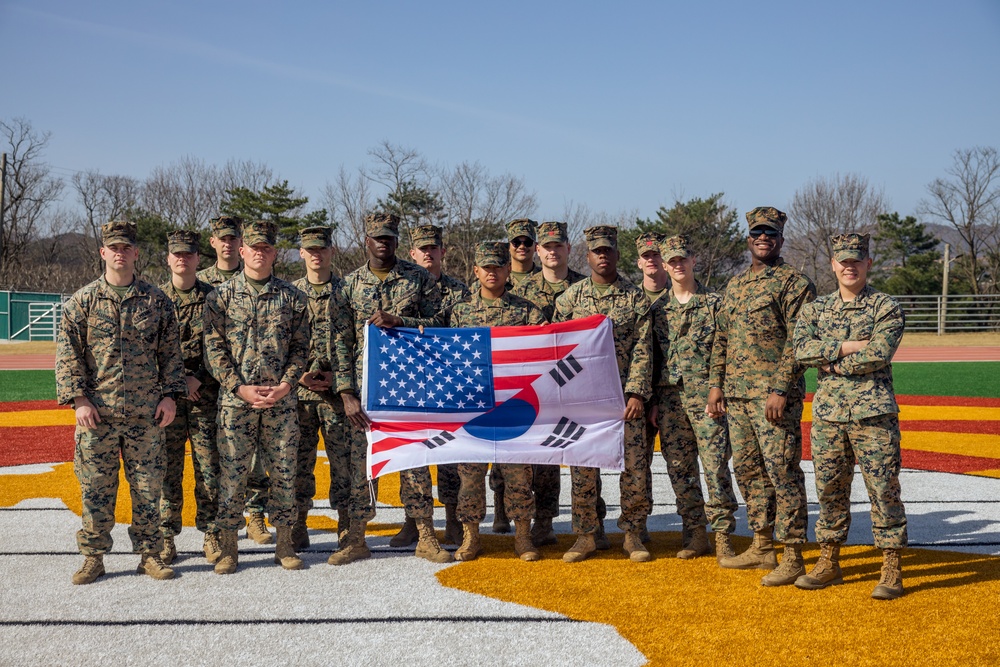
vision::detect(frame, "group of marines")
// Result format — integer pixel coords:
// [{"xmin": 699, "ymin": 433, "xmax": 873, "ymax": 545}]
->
[{"xmin": 56, "ymin": 204, "xmax": 908, "ymax": 601}]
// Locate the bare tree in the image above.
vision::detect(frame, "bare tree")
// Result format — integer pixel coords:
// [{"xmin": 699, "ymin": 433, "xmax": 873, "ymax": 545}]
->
[
  {"xmin": 439, "ymin": 161, "xmax": 537, "ymax": 283},
  {"xmin": 142, "ymin": 155, "xmax": 221, "ymax": 229},
  {"xmin": 322, "ymin": 166, "xmax": 375, "ymax": 276},
  {"xmin": 218, "ymin": 158, "xmax": 275, "ymax": 197},
  {"xmin": 72, "ymin": 169, "xmax": 141, "ymax": 270},
  {"xmin": 919, "ymin": 147, "xmax": 1000, "ymax": 294},
  {"xmin": 0, "ymin": 117, "xmax": 65, "ymax": 288},
  {"xmin": 785, "ymin": 173, "xmax": 888, "ymax": 292}
]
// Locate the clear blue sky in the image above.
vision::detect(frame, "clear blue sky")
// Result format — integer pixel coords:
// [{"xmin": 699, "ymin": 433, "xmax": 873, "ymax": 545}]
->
[{"xmin": 2, "ymin": 0, "xmax": 999, "ymax": 223}]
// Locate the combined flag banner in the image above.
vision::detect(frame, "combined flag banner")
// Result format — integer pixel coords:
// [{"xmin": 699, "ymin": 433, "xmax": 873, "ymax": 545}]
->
[{"xmin": 362, "ymin": 314, "xmax": 626, "ymax": 480}]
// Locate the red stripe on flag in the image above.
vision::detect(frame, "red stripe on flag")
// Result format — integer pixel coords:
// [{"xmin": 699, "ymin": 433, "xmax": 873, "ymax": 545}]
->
[
  {"xmin": 494, "ymin": 374, "xmax": 541, "ymax": 390},
  {"xmin": 492, "ymin": 345, "xmax": 576, "ymax": 364},
  {"xmin": 370, "ymin": 435, "xmax": 425, "ymax": 454},
  {"xmin": 371, "ymin": 460, "xmax": 390, "ymax": 479},
  {"xmin": 489, "ymin": 313, "xmax": 606, "ymax": 338},
  {"xmin": 370, "ymin": 421, "xmax": 466, "ymax": 434}
]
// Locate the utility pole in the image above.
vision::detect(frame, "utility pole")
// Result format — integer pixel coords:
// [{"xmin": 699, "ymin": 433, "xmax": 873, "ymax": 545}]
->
[
  {"xmin": 939, "ymin": 242, "xmax": 950, "ymax": 336},
  {"xmin": 0, "ymin": 152, "xmax": 6, "ymax": 267}
]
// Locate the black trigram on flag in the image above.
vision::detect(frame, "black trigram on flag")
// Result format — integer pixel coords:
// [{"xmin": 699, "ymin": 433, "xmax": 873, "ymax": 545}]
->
[
  {"xmin": 549, "ymin": 354, "xmax": 583, "ymax": 387},
  {"xmin": 422, "ymin": 431, "xmax": 456, "ymax": 449},
  {"xmin": 540, "ymin": 417, "xmax": 586, "ymax": 449}
]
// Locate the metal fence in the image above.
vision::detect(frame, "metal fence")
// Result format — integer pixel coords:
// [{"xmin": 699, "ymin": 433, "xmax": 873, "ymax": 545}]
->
[{"xmin": 893, "ymin": 294, "xmax": 1000, "ymax": 333}]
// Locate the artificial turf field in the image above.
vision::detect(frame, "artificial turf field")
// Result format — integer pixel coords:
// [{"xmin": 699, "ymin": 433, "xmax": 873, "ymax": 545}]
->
[{"xmin": 1, "ymin": 364, "xmax": 998, "ymax": 666}]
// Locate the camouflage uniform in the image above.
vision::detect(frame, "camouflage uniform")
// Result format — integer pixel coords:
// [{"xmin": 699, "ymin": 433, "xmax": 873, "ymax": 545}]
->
[
  {"xmin": 196, "ymin": 216, "xmax": 269, "ymax": 517},
  {"xmin": 450, "ymin": 273, "xmax": 546, "ymax": 524},
  {"xmin": 203, "ymin": 221, "xmax": 311, "ymax": 532},
  {"xmin": 292, "ymin": 227, "xmax": 349, "ymax": 518},
  {"xmin": 709, "ymin": 209, "xmax": 816, "ymax": 545},
  {"xmin": 651, "ymin": 236, "xmax": 737, "ymax": 536},
  {"xmin": 503, "ymin": 221, "xmax": 586, "ymax": 520},
  {"xmin": 505, "ymin": 218, "xmax": 541, "ymax": 289},
  {"xmin": 158, "ymin": 232, "xmax": 221, "ymax": 540},
  {"xmin": 56, "ymin": 221, "xmax": 186, "ymax": 556},
  {"xmin": 794, "ymin": 234, "xmax": 907, "ymax": 549},
  {"xmin": 554, "ymin": 226, "xmax": 653, "ymax": 535},
  {"xmin": 335, "ymin": 218, "xmax": 444, "ymax": 523}
]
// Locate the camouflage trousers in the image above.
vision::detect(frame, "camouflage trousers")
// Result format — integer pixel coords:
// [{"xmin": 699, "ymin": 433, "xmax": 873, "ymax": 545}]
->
[
  {"xmin": 489, "ymin": 464, "xmax": 561, "ymax": 519},
  {"xmin": 74, "ymin": 418, "xmax": 164, "ymax": 555},
  {"xmin": 458, "ymin": 463, "xmax": 535, "ymax": 523},
  {"xmin": 437, "ymin": 464, "xmax": 460, "ymax": 505},
  {"xmin": 160, "ymin": 396, "xmax": 219, "ymax": 536},
  {"xmin": 657, "ymin": 383, "xmax": 738, "ymax": 534},
  {"xmin": 216, "ymin": 403, "xmax": 299, "ymax": 530},
  {"xmin": 727, "ymin": 395, "xmax": 808, "ymax": 544},
  {"xmin": 570, "ymin": 419, "xmax": 649, "ymax": 534},
  {"xmin": 396, "ymin": 465, "xmax": 438, "ymax": 520},
  {"xmin": 297, "ymin": 399, "xmax": 347, "ymax": 512},
  {"xmin": 244, "ymin": 447, "xmax": 270, "ymax": 515},
  {"xmin": 345, "ymin": 424, "xmax": 376, "ymax": 523},
  {"xmin": 812, "ymin": 414, "xmax": 907, "ymax": 549}
]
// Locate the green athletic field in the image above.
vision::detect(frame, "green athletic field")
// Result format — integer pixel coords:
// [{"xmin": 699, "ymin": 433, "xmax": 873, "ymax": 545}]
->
[{"xmin": 2, "ymin": 364, "xmax": 998, "ymax": 403}]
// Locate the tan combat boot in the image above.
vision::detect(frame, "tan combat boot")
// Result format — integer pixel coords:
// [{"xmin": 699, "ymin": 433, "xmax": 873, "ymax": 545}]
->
[
  {"xmin": 203, "ymin": 531, "xmax": 222, "ymax": 564},
  {"xmin": 492, "ymin": 490, "xmax": 511, "ymax": 534},
  {"xmin": 328, "ymin": 522, "xmax": 371, "ymax": 566},
  {"xmin": 795, "ymin": 543, "xmax": 843, "ymax": 590},
  {"xmin": 595, "ymin": 523, "xmax": 610, "ymax": 550},
  {"xmin": 871, "ymin": 548, "xmax": 904, "ymax": 600},
  {"xmin": 761, "ymin": 544, "xmax": 805, "ymax": 586},
  {"xmin": 454, "ymin": 522, "xmax": 481, "ymax": 562},
  {"xmin": 623, "ymin": 530, "xmax": 652, "ymax": 562},
  {"xmin": 72, "ymin": 555, "xmax": 105, "ymax": 585},
  {"xmin": 718, "ymin": 530, "xmax": 778, "ymax": 570},
  {"xmin": 274, "ymin": 526, "xmax": 305, "ymax": 570},
  {"xmin": 246, "ymin": 512, "xmax": 273, "ymax": 545},
  {"xmin": 137, "ymin": 553, "xmax": 175, "ymax": 580},
  {"xmin": 715, "ymin": 532, "xmax": 736, "ymax": 562},
  {"xmin": 443, "ymin": 503, "xmax": 463, "ymax": 546},
  {"xmin": 160, "ymin": 535, "xmax": 177, "ymax": 565},
  {"xmin": 336, "ymin": 509, "xmax": 351, "ymax": 543},
  {"xmin": 415, "ymin": 518, "xmax": 454, "ymax": 563},
  {"xmin": 530, "ymin": 516, "xmax": 558, "ymax": 547},
  {"xmin": 639, "ymin": 516, "xmax": 651, "ymax": 544},
  {"xmin": 214, "ymin": 530, "xmax": 239, "ymax": 575},
  {"xmin": 562, "ymin": 534, "xmax": 597, "ymax": 563},
  {"xmin": 291, "ymin": 510, "xmax": 310, "ymax": 551},
  {"xmin": 677, "ymin": 526, "xmax": 711, "ymax": 560},
  {"xmin": 514, "ymin": 520, "xmax": 540, "ymax": 562},
  {"xmin": 389, "ymin": 516, "xmax": 419, "ymax": 547}
]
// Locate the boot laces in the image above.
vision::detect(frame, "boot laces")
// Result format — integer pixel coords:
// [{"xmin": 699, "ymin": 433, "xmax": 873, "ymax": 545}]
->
[{"xmin": 80, "ymin": 556, "xmax": 102, "ymax": 574}]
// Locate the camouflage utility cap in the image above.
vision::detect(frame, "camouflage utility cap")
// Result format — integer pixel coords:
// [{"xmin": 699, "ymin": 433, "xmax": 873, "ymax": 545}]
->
[
  {"xmin": 831, "ymin": 232, "xmax": 870, "ymax": 262},
  {"xmin": 410, "ymin": 224, "xmax": 443, "ymax": 248},
  {"xmin": 635, "ymin": 231, "xmax": 666, "ymax": 255},
  {"xmin": 167, "ymin": 229, "xmax": 201, "ymax": 254},
  {"xmin": 746, "ymin": 206, "xmax": 787, "ymax": 233},
  {"xmin": 538, "ymin": 221, "xmax": 569, "ymax": 244},
  {"xmin": 300, "ymin": 226, "xmax": 333, "ymax": 249},
  {"xmin": 661, "ymin": 234, "xmax": 691, "ymax": 260},
  {"xmin": 584, "ymin": 225, "xmax": 618, "ymax": 250},
  {"xmin": 210, "ymin": 215, "xmax": 243, "ymax": 238},
  {"xmin": 102, "ymin": 220, "xmax": 137, "ymax": 246},
  {"xmin": 365, "ymin": 213, "xmax": 400, "ymax": 238},
  {"xmin": 244, "ymin": 220, "xmax": 278, "ymax": 246},
  {"xmin": 506, "ymin": 218, "xmax": 538, "ymax": 242},
  {"xmin": 476, "ymin": 241, "xmax": 510, "ymax": 267}
]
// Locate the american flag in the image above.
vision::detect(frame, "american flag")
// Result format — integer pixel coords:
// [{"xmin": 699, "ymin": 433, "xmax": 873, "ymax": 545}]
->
[{"xmin": 362, "ymin": 314, "xmax": 625, "ymax": 479}]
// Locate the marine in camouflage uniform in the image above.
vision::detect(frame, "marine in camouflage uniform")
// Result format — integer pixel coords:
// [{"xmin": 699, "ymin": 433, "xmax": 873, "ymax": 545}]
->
[
  {"xmin": 404, "ymin": 224, "xmax": 472, "ymax": 546},
  {"xmin": 708, "ymin": 206, "xmax": 816, "ymax": 586},
  {"xmin": 56, "ymin": 220, "xmax": 186, "ymax": 584},
  {"xmin": 507, "ymin": 221, "xmax": 586, "ymax": 545},
  {"xmin": 329, "ymin": 213, "xmax": 452, "ymax": 565},
  {"xmin": 650, "ymin": 235, "xmax": 737, "ymax": 562},
  {"xmin": 450, "ymin": 241, "xmax": 546, "ymax": 562},
  {"xmin": 204, "ymin": 220, "xmax": 310, "ymax": 573},
  {"xmin": 634, "ymin": 231, "xmax": 668, "ymax": 543},
  {"xmin": 196, "ymin": 216, "xmax": 271, "ymax": 544},
  {"xmin": 505, "ymin": 218, "xmax": 542, "ymax": 290},
  {"xmin": 291, "ymin": 226, "xmax": 348, "ymax": 551},
  {"xmin": 793, "ymin": 233, "xmax": 907, "ymax": 599},
  {"xmin": 554, "ymin": 225, "xmax": 653, "ymax": 563},
  {"xmin": 158, "ymin": 230, "xmax": 222, "ymax": 567}
]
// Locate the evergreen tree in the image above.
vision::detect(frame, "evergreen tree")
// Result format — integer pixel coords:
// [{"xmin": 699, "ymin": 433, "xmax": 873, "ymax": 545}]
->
[
  {"xmin": 220, "ymin": 180, "xmax": 329, "ymax": 248},
  {"xmin": 371, "ymin": 180, "xmax": 445, "ymax": 247}
]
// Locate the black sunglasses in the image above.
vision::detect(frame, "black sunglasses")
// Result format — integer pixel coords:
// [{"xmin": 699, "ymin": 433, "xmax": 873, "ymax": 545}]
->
[
  {"xmin": 749, "ymin": 228, "xmax": 781, "ymax": 239},
  {"xmin": 510, "ymin": 238, "xmax": 535, "ymax": 248}
]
